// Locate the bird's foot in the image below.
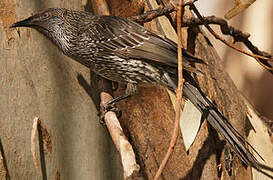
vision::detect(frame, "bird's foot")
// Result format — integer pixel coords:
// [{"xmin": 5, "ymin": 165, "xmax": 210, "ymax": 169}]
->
[{"xmin": 99, "ymin": 103, "xmax": 122, "ymax": 124}]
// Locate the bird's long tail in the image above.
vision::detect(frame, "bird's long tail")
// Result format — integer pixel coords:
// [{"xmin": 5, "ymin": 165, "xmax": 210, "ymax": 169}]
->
[{"xmin": 182, "ymin": 72, "xmax": 273, "ymax": 176}]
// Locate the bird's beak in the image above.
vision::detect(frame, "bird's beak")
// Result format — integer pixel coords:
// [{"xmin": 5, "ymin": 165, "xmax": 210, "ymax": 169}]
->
[{"xmin": 10, "ymin": 16, "xmax": 35, "ymax": 28}]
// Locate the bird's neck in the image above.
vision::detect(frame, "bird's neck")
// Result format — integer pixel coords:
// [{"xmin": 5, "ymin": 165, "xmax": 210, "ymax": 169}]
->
[
  {"xmin": 50, "ymin": 29, "xmax": 71, "ymax": 54},
  {"xmin": 37, "ymin": 24, "xmax": 71, "ymax": 55}
]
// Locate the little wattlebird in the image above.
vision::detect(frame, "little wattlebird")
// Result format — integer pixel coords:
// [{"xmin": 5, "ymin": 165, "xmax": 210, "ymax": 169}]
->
[{"xmin": 11, "ymin": 8, "xmax": 273, "ymax": 175}]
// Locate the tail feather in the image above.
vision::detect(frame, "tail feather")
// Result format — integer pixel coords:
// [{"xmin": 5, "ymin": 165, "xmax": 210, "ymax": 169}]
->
[{"xmin": 182, "ymin": 72, "xmax": 271, "ymax": 173}]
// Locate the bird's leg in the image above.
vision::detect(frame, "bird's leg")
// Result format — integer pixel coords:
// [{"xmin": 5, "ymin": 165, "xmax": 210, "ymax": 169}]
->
[
  {"xmin": 99, "ymin": 83, "xmax": 138, "ymax": 124},
  {"xmin": 111, "ymin": 81, "xmax": 119, "ymax": 91}
]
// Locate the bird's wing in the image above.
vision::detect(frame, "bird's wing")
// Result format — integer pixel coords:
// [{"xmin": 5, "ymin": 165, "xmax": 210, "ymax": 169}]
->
[{"xmin": 79, "ymin": 15, "xmax": 201, "ymax": 67}]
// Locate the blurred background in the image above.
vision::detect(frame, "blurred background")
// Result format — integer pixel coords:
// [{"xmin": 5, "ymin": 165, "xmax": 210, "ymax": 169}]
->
[{"xmin": 196, "ymin": 0, "xmax": 273, "ymax": 126}]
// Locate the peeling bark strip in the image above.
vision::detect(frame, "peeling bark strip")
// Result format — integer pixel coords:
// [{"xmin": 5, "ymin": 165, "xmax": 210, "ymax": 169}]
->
[
  {"xmin": 40, "ymin": 124, "xmax": 52, "ymax": 155},
  {"xmin": 0, "ymin": 137, "xmax": 10, "ymax": 180},
  {"xmin": 31, "ymin": 117, "xmax": 39, "ymax": 172},
  {"xmin": 55, "ymin": 170, "xmax": 61, "ymax": 180},
  {"xmin": 31, "ymin": 117, "xmax": 48, "ymax": 179}
]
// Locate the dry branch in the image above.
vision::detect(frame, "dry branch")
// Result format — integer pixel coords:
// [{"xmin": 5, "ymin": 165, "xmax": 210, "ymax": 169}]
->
[
  {"xmin": 189, "ymin": 5, "xmax": 273, "ymax": 74},
  {"xmin": 130, "ymin": 2, "xmax": 273, "ymax": 73}
]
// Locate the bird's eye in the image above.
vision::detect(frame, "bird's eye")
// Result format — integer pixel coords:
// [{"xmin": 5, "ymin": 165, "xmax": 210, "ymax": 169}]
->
[{"xmin": 42, "ymin": 12, "xmax": 50, "ymax": 19}]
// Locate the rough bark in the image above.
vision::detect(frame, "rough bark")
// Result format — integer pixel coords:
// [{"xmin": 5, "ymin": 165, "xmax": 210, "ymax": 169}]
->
[
  {"xmin": 111, "ymin": 0, "xmax": 253, "ymax": 179},
  {"xmin": 1, "ymin": 0, "xmax": 272, "ymax": 179}
]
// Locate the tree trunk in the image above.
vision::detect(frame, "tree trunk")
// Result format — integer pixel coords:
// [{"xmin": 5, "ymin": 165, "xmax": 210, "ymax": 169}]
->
[
  {"xmin": 1, "ymin": 0, "xmax": 272, "ymax": 179},
  {"xmin": 0, "ymin": 0, "xmax": 122, "ymax": 179}
]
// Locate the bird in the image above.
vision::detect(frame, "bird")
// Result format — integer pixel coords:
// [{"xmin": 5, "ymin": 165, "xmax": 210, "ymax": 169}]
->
[{"xmin": 10, "ymin": 8, "xmax": 272, "ymax": 174}]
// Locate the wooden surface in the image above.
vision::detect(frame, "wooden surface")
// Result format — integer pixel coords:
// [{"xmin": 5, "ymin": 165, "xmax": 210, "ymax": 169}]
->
[
  {"xmin": 0, "ymin": 0, "xmax": 122, "ymax": 179},
  {"xmin": 112, "ymin": 0, "xmax": 252, "ymax": 179},
  {"xmin": 1, "ymin": 0, "xmax": 272, "ymax": 179}
]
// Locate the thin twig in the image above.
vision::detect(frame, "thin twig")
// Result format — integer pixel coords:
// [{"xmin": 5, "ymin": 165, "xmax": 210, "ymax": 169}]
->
[
  {"xmin": 129, "ymin": 3, "xmax": 175, "ymax": 23},
  {"xmin": 182, "ymin": 16, "xmax": 273, "ymax": 61},
  {"xmin": 190, "ymin": 5, "xmax": 273, "ymax": 73},
  {"xmin": 129, "ymin": 1, "xmax": 196, "ymax": 23},
  {"xmin": 190, "ymin": 5, "xmax": 258, "ymax": 60},
  {"xmin": 130, "ymin": 2, "xmax": 273, "ymax": 71},
  {"xmin": 154, "ymin": 0, "xmax": 184, "ymax": 179},
  {"xmin": 255, "ymin": 58, "xmax": 273, "ymax": 71}
]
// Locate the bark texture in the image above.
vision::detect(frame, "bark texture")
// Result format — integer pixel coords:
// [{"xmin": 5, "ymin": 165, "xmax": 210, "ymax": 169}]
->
[
  {"xmin": 112, "ymin": 1, "xmax": 252, "ymax": 179},
  {"xmin": 1, "ymin": 0, "xmax": 270, "ymax": 179},
  {"xmin": 0, "ymin": 0, "xmax": 122, "ymax": 179}
]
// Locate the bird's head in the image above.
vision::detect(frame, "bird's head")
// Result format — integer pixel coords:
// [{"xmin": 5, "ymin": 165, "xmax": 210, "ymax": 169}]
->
[
  {"xmin": 10, "ymin": 8, "xmax": 76, "ymax": 53},
  {"xmin": 10, "ymin": 8, "xmax": 65, "ymax": 31}
]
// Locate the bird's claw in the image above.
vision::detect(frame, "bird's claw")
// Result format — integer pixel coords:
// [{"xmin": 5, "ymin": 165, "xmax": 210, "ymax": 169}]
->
[{"xmin": 99, "ymin": 103, "xmax": 122, "ymax": 124}]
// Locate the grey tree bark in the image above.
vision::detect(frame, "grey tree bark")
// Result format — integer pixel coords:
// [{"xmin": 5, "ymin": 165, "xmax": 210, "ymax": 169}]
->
[
  {"xmin": 1, "ymin": 0, "xmax": 272, "ymax": 180},
  {"xmin": 0, "ymin": 0, "xmax": 122, "ymax": 179}
]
